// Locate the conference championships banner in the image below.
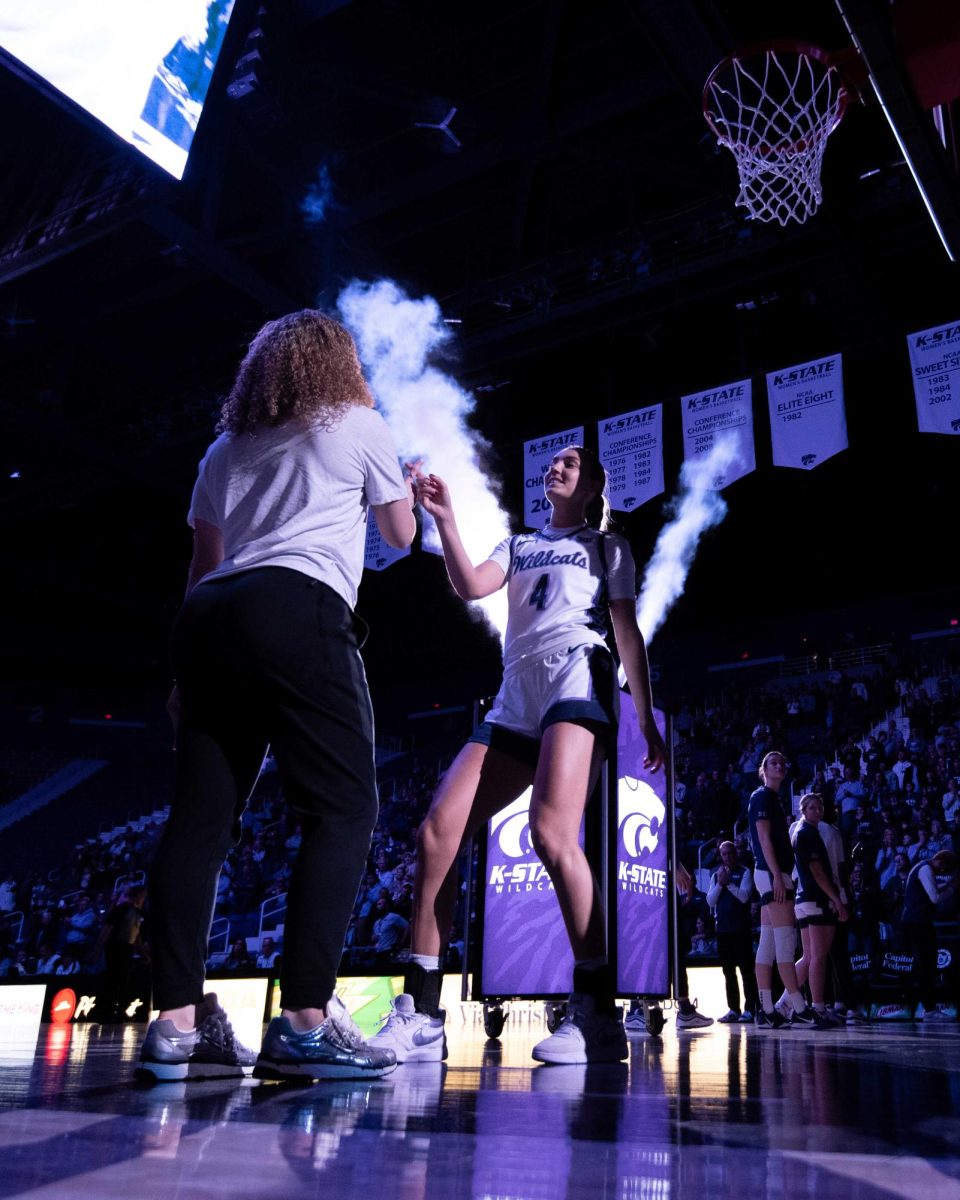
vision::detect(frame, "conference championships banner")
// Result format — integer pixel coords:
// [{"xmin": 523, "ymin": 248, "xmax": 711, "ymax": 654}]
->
[
  {"xmin": 597, "ymin": 403, "xmax": 664, "ymax": 512},
  {"xmin": 680, "ymin": 378, "xmax": 755, "ymax": 488}
]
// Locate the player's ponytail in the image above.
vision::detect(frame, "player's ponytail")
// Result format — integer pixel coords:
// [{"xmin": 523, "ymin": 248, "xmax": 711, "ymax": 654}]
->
[{"xmin": 570, "ymin": 445, "xmax": 612, "ymax": 531}]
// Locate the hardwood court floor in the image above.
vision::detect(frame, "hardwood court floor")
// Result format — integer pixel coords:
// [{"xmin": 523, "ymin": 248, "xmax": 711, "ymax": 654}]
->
[{"xmin": 1, "ymin": 1007, "xmax": 959, "ymax": 1200}]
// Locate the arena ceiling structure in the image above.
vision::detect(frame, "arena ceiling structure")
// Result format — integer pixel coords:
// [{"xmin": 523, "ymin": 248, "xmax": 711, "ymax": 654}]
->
[{"xmin": 0, "ymin": 0, "xmax": 958, "ymax": 722}]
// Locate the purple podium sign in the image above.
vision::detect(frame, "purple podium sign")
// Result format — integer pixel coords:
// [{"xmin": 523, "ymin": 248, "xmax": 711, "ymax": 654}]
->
[
  {"xmin": 616, "ymin": 697, "xmax": 670, "ymax": 997},
  {"xmin": 480, "ymin": 791, "xmax": 580, "ymax": 997}
]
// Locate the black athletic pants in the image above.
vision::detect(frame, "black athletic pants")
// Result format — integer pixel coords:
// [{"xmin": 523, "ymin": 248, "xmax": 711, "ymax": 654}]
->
[
  {"xmin": 903, "ymin": 921, "xmax": 939, "ymax": 1011},
  {"xmin": 717, "ymin": 930, "xmax": 759, "ymax": 1014},
  {"xmin": 150, "ymin": 567, "xmax": 378, "ymax": 1012}
]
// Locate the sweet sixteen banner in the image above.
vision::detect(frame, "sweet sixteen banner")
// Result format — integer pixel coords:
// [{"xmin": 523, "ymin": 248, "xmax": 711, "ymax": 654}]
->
[{"xmin": 907, "ymin": 319, "xmax": 960, "ymax": 435}]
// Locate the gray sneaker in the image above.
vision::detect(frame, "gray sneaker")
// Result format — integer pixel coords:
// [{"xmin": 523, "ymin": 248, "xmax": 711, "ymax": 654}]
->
[
  {"xmin": 531, "ymin": 994, "xmax": 627, "ymax": 1064},
  {"xmin": 254, "ymin": 995, "xmax": 397, "ymax": 1081},
  {"xmin": 136, "ymin": 993, "xmax": 256, "ymax": 1083}
]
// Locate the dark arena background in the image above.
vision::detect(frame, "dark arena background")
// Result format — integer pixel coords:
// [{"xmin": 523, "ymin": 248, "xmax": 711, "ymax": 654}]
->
[{"xmin": 1, "ymin": 1, "xmax": 959, "ymax": 1197}]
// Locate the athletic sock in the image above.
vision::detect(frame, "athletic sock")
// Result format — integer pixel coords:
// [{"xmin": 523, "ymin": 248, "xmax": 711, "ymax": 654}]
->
[
  {"xmin": 572, "ymin": 960, "xmax": 617, "ymax": 1016},
  {"xmin": 759, "ymin": 988, "xmax": 773, "ymax": 1014},
  {"xmin": 410, "ymin": 953, "xmax": 441, "ymax": 972},
  {"xmin": 403, "ymin": 961, "xmax": 443, "ymax": 1018},
  {"xmin": 788, "ymin": 991, "xmax": 807, "ymax": 1014}
]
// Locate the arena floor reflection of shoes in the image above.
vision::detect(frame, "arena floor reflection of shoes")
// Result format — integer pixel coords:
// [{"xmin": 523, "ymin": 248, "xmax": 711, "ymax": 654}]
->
[{"xmin": 1, "ymin": 1013, "xmax": 959, "ymax": 1200}]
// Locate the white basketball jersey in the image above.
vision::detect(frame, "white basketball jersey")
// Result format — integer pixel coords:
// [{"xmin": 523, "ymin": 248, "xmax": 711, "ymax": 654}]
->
[{"xmin": 486, "ymin": 524, "xmax": 636, "ymax": 668}]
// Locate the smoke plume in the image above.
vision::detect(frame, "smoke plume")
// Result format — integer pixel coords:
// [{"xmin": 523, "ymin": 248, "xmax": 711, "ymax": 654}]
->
[
  {"xmin": 337, "ymin": 278, "xmax": 510, "ymax": 640},
  {"xmin": 634, "ymin": 433, "xmax": 736, "ymax": 645}
]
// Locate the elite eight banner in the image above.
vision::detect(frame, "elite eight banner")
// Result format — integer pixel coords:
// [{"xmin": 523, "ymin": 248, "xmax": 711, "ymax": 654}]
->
[
  {"xmin": 523, "ymin": 426, "xmax": 584, "ymax": 529},
  {"xmin": 597, "ymin": 404, "xmax": 664, "ymax": 512},
  {"xmin": 906, "ymin": 319, "xmax": 960, "ymax": 435},
  {"xmin": 766, "ymin": 352, "xmax": 848, "ymax": 470}
]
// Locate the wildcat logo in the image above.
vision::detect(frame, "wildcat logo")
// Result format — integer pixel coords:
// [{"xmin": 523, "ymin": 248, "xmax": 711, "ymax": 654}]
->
[
  {"xmin": 618, "ymin": 777, "xmax": 664, "ymax": 857},
  {"xmin": 622, "ymin": 496, "xmax": 636, "ymax": 509},
  {"xmin": 938, "ymin": 948, "xmax": 952, "ymax": 970},
  {"xmin": 490, "ymin": 794, "xmax": 534, "ymax": 859},
  {"xmin": 801, "ymin": 453, "xmax": 817, "ymax": 466},
  {"xmin": 488, "ymin": 792, "xmax": 556, "ymax": 891},
  {"xmin": 617, "ymin": 777, "xmax": 667, "ymax": 892},
  {"xmin": 951, "ymin": 417, "xmax": 960, "ymax": 431}
]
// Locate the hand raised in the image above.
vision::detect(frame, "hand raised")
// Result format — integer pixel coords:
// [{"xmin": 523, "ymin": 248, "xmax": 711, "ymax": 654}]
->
[{"xmin": 416, "ymin": 473, "xmax": 454, "ymax": 521}]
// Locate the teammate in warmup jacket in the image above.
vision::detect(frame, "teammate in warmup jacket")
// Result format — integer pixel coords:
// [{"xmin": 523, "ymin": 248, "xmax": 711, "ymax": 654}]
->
[{"xmin": 371, "ymin": 445, "xmax": 665, "ymax": 1064}]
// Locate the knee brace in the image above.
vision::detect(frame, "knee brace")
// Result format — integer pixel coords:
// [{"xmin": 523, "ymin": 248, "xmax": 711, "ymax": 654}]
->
[
  {"xmin": 755, "ymin": 925, "xmax": 776, "ymax": 966},
  {"xmin": 775, "ymin": 925, "xmax": 797, "ymax": 964}
]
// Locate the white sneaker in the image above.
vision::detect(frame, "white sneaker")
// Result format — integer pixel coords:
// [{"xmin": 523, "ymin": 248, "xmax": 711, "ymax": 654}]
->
[
  {"xmin": 531, "ymin": 994, "xmax": 627, "ymax": 1064},
  {"xmin": 676, "ymin": 1006, "xmax": 714, "ymax": 1029},
  {"xmin": 367, "ymin": 994, "xmax": 447, "ymax": 1063},
  {"xmin": 624, "ymin": 1007, "xmax": 644, "ymax": 1035}
]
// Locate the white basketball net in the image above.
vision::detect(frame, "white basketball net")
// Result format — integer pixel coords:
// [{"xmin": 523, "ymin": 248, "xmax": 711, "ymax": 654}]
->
[{"xmin": 704, "ymin": 49, "xmax": 847, "ymax": 226}]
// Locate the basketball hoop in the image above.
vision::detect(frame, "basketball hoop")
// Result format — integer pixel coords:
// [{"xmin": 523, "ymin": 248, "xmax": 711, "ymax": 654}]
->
[{"xmin": 703, "ymin": 41, "xmax": 850, "ymax": 227}]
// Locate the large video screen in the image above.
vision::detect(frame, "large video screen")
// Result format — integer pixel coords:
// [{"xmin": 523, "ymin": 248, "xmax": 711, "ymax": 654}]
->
[{"xmin": 0, "ymin": 0, "xmax": 237, "ymax": 179}]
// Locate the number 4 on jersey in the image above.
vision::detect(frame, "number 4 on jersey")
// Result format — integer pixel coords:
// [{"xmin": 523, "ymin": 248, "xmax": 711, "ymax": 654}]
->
[{"xmin": 529, "ymin": 573, "xmax": 549, "ymax": 611}]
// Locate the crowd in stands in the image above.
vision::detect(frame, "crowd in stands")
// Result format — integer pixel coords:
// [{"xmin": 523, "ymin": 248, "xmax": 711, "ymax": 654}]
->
[
  {"xmin": 2, "ymin": 642, "xmax": 958, "ymax": 1018},
  {"xmin": 0, "ymin": 745, "xmax": 453, "ymax": 985},
  {"xmin": 674, "ymin": 659, "xmax": 960, "ymax": 1012}
]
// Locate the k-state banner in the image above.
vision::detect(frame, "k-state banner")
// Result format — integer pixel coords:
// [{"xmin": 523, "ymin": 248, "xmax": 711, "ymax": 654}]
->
[
  {"xmin": 766, "ymin": 352, "xmax": 847, "ymax": 470},
  {"xmin": 523, "ymin": 426, "xmax": 584, "ymax": 529},
  {"xmin": 616, "ymin": 697, "xmax": 669, "ymax": 997},
  {"xmin": 480, "ymin": 790, "xmax": 582, "ymax": 996},
  {"xmin": 363, "ymin": 518, "xmax": 410, "ymax": 572},
  {"xmin": 597, "ymin": 404, "xmax": 664, "ymax": 512},
  {"xmin": 680, "ymin": 379, "xmax": 754, "ymax": 488},
  {"xmin": 906, "ymin": 319, "xmax": 960, "ymax": 435}
]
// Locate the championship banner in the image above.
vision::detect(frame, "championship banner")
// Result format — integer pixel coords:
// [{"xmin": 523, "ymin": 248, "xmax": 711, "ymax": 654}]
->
[
  {"xmin": 523, "ymin": 426, "xmax": 584, "ymax": 529},
  {"xmin": 766, "ymin": 352, "xmax": 847, "ymax": 470},
  {"xmin": 680, "ymin": 379, "xmax": 754, "ymax": 488},
  {"xmin": 480, "ymin": 790, "xmax": 582, "ymax": 996},
  {"xmin": 616, "ymin": 698, "xmax": 669, "ymax": 997},
  {"xmin": 363, "ymin": 515, "xmax": 411, "ymax": 572},
  {"xmin": 597, "ymin": 404, "xmax": 664, "ymax": 512},
  {"xmin": 906, "ymin": 319, "xmax": 960, "ymax": 434}
]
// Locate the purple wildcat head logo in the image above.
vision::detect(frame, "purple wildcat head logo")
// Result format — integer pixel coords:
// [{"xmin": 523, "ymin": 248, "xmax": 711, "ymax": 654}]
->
[
  {"xmin": 618, "ymin": 777, "xmax": 665, "ymax": 858},
  {"xmin": 490, "ymin": 792, "xmax": 534, "ymax": 858}
]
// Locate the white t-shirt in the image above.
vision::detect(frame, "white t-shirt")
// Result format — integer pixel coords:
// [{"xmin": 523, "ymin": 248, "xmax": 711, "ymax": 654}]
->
[
  {"xmin": 486, "ymin": 525, "xmax": 636, "ymax": 669},
  {"xmin": 188, "ymin": 407, "xmax": 408, "ymax": 610}
]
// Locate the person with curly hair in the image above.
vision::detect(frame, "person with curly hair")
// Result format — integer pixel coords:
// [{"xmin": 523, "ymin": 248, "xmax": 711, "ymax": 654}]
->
[{"xmin": 138, "ymin": 310, "xmax": 416, "ymax": 1084}]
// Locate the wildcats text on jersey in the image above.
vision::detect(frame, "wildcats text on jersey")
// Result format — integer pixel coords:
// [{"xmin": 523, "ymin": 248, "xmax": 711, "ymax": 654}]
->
[{"xmin": 513, "ymin": 547, "xmax": 589, "ymax": 574}]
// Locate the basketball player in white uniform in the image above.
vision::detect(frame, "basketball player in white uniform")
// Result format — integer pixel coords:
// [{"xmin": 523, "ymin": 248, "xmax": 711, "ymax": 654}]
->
[{"xmin": 370, "ymin": 445, "xmax": 664, "ymax": 1065}]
